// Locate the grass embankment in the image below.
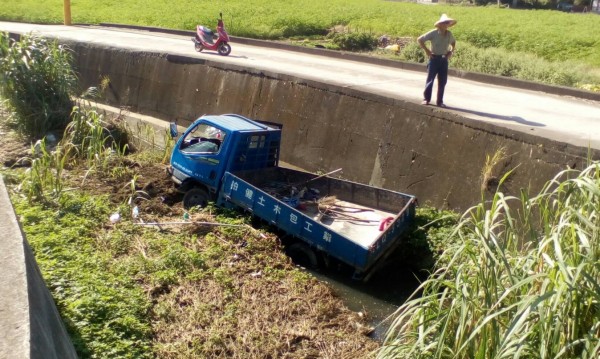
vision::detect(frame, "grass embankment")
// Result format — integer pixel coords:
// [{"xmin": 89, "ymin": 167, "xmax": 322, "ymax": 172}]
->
[
  {"xmin": 1, "ymin": 0, "xmax": 600, "ymax": 90},
  {"xmin": 11, "ymin": 192, "xmax": 380, "ymax": 358}
]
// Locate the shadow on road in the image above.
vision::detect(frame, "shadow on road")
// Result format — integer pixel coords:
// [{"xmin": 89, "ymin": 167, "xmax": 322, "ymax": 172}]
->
[
  {"xmin": 448, "ymin": 106, "xmax": 546, "ymax": 127},
  {"xmin": 197, "ymin": 52, "xmax": 248, "ymax": 59}
]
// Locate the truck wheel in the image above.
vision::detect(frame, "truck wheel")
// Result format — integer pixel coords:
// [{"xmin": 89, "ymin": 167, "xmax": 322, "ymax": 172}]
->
[
  {"xmin": 183, "ymin": 188, "xmax": 209, "ymax": 209},
  {"xmin": 287, "ymin": 242, "xmax": 319, "ymax": 270}
]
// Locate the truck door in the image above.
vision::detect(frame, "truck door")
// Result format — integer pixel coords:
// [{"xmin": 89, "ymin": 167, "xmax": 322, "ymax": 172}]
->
[{"xmin": 174, "ymin": 122, "xmax": 227, "ymax": 190}]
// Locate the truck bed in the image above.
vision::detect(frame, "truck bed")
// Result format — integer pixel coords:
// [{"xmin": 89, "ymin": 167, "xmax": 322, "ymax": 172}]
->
[
  {"xmin": 219, "ymin": 167, "xmax": 416, "ymax": 275},
  {"xmin": 285, "ymin": 198, "xmax": 395, "ymax": 248}
]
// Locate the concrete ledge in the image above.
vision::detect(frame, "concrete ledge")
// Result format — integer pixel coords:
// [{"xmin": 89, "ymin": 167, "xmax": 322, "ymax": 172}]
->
[
  {"xmin": 0, "ymin": 177, "xmax": 78, "ymax": 359},
  {"xmin": 88, "ymin": 101, "xmax": 187, "ymax": 150},
  {"xmin": 98, "ymin": 23, "xmax": 600, "ymax": 102},
  {"xmin": 63, "ymin": 41, "xmax": 598, "ymax": 159},
  {"xmin": 58, "ymin": 40, "xmax": 597, "ymax": 210}
]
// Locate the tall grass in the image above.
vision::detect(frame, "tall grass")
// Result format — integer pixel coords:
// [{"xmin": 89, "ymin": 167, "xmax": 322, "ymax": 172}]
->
[
  {"xmin": 66, "ymin": 105, "xmax": 129, "ymax": 170},
  {"xmin": 20, "ymin": 104, "xmax": 131, "ymax": 202},
  {"xmin": 0, "ymin": 32, "xmax": 76, "ymax": 138},
  {"xmin": 378, "ymin": 162, "xmax": 600, "ymax": 359},
  {"xmin": 21, "ymin": 138, "xmax": 73, "ymax": 201}
]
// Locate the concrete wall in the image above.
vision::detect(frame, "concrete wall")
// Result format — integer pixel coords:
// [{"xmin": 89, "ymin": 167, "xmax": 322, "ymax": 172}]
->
[
  {"xmin": 69, "ymin": 41, "xmax": 598, "ymax": 211},
  {"xmin": 0, "ymin": 178, "xmax": 78, "ymax": 359}
]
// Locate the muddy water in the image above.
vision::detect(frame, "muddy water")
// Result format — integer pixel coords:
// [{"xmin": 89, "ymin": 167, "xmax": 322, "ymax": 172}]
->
[{"xmin": 312, "ymin": 265, "xmax": 423, "ymax": 341}]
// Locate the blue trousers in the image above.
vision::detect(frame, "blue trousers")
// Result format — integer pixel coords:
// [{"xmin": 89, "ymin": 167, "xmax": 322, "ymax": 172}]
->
[{"xmin": 423, "ymin": 57, "xmax": 448, "ymax": 105}]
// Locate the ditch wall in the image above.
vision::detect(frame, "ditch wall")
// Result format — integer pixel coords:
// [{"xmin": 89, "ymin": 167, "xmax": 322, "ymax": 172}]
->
[
  {"xmin": 0, "ymin": 179, "xmax": 78, "ymax": 359},
  {"xmin": 69, "ymin": 41, "xmax": 598, "ymax": 211}
]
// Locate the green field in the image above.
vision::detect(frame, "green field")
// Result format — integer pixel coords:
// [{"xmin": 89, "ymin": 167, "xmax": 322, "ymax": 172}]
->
[{"xmin": 2, "ymin": 0, "xmax": 600, "ymax": 68}]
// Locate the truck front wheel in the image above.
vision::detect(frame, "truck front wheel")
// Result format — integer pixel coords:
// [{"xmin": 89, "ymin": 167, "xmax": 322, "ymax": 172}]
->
[{"xmin": 183, "ymin": 188, "xmax": 209, "ymax": 209}]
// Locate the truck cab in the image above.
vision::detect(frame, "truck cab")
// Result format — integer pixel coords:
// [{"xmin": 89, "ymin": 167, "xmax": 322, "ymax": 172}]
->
[{"xmin": 168, "ymin": 114, "xmax": 281, "ymax": 208}]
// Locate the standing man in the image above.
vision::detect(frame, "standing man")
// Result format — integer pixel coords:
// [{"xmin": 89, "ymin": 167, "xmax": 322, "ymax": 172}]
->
[{"xmin": 417, "ymin": 14, "xmax": 457, "ymax": 108}]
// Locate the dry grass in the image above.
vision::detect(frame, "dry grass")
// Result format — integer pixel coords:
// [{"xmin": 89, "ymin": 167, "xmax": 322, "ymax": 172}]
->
[
  {"xmin": 481, "ymin": 146, "xmax": 508, "ymax": 192},
  {"xmin": 149, "ymin": 223, "xmax": 378, "ymax": 359}
]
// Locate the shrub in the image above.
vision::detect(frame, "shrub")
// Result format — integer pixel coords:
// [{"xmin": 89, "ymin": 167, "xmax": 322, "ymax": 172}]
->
[
  {"xmin": 0, "ymin": 32, "xmax": 76, "ymax": 138},
  {"xmin": 450, "ymin": 42, "xmax": 596, "ymax": 88},
  {"xmin": 326, "ymin": 32, "xmax": 378, "ymax": 52},
  {"xmin": 401, "ymin": 41, "xmax": 426, "ymax": 63},
  {"xmin": 460, "ymin": 29, "xmax": 502, "ymax": 49}
]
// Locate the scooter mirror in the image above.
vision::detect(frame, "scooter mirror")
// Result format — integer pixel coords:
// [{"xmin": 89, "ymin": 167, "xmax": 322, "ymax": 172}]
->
[
  {"xmin": 220, "ymin": 12, "xmax": 223, "ymax": 19},
  {"xmin": 169, "ymin": 122, "xmax": 178, "ymax": 138}
]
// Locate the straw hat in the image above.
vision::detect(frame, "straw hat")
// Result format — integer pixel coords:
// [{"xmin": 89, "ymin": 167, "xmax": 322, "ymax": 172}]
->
[{"xmin": 434, "ymin": 14, "xmax": 457, "ymax": 27}]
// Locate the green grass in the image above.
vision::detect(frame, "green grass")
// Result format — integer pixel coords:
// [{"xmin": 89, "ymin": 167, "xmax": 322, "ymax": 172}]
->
[
  {"xmin": 8, "ymin": 183, "xmax": 381, "ymax": 358},
  {"xmin": 12, "ymin": 193, "xmax": 154, "ymax": 358}
]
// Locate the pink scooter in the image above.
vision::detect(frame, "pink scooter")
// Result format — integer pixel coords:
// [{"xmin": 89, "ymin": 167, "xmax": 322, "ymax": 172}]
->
[{"xmin": 192, "ymin": 12, "xmax": 231, "ymax": 56}]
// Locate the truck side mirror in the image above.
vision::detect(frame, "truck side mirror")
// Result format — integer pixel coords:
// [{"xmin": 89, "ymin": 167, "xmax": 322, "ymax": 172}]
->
[{"xmin": 169, "ymin": 122, "xmax": 178, "ymax": 138}]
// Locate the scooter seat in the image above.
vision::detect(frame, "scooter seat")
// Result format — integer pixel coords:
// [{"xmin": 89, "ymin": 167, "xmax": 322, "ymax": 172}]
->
[
  {"xmin": 200, "ymin": 27, "xmax": 214, "ymax": 37},
  {"xmin": 197, "ymin": 26, "xmax": 215, "ymax": 44}
]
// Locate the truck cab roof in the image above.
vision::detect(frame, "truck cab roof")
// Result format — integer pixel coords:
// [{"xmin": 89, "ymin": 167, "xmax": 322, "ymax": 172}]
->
[{"xmin": 199, "ymin": 114, "xmax": 281, "ymax": 133}]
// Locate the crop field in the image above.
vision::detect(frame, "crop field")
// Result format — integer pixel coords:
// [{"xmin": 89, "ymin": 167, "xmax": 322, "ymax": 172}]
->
[{"xmin": 2, "ymin": 0, "xmax": 600, "ymax": 68}]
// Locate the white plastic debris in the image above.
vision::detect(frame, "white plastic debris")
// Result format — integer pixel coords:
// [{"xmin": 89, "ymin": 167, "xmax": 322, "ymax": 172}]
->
[
  {"xmin": 132, "ymin": 206, "xmax": 139, "ymax": 219},
  {"xmin": 33, "ymin": 140, "xmax": 43, "ymax": 156},
  {"xmin": 109, "ymin": 212, "xmax": 121, "ymax": 224}
]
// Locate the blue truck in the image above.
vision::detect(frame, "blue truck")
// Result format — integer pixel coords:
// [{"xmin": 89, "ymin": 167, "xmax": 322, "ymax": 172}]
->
[{"xmin": 167, "ymin": 114, "xmax": 416, "ymax": 280}]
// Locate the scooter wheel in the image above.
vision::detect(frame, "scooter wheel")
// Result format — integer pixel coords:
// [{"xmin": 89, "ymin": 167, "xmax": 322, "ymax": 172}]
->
[
  {"xmin": 217, "ymin": 43, "xmax": 232, "ymax": 56},
  {"xmin": 194, "ymin": 42, "xmax": 204, "ymax": 52}
]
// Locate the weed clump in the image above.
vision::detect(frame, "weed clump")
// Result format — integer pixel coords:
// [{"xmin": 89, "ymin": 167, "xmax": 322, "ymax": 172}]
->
[
  {"xmin": 326, "ymin": 31, "xmax": 378, "ymax": 52},
  {"xmin": 0, "ymin": 32, "xmax": 76, "ymax": 138}
]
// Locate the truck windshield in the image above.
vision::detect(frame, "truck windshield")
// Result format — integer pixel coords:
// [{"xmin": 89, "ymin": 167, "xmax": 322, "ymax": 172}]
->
[{"xmin": 180, "ymin": 123, "xmax": 226, "ymax": 154}]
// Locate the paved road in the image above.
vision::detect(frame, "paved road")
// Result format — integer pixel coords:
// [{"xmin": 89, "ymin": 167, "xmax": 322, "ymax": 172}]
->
[{"xmin": 2, "ymin": 21, "xmax": 599, "ymax": 150}]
